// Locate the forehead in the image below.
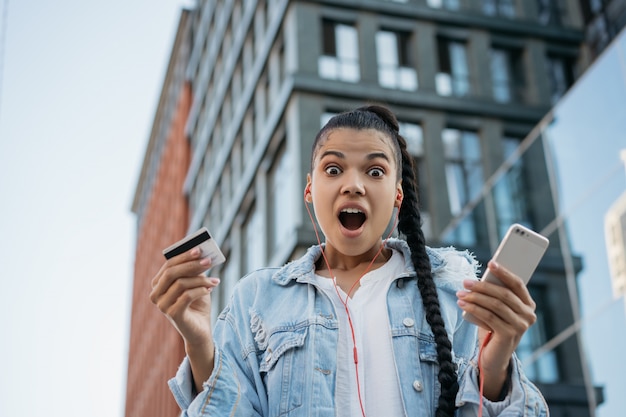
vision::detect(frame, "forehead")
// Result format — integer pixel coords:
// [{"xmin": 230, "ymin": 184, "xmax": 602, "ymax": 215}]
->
[{"xmin": 313, "ymin": 128, "xmax": 396, "ymax": 160}]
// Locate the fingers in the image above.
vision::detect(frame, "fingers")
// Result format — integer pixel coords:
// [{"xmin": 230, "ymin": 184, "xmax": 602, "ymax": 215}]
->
[
  {"xmin": 486, "ymin": 261, "xmax": 535, "ymax": 306},
  {"xmin": 457, "ymin": 261, "xmax": 536, "ymax": 335},
  {"xmin": 155, "ymin": 275, "xmax": 220, "ymax": 318},
  {"xmin": 150, "ymin": 247, "xmax": 213, "ymax": 300},
  {"xmin": 458, "ymin": 287, "xmax": 536, "ymax": 335}
]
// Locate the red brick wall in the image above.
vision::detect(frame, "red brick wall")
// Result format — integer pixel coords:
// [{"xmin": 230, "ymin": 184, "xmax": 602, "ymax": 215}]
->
[{"xmin": 125, "ymin": 82, "xmax": 192, "ymax": 417}]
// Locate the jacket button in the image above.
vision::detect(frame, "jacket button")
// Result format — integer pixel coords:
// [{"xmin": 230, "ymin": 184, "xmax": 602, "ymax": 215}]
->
[
  {"xmin": 402, "ymin": 318, "xmax": 415, "ymax": 327},
  {"xmin": 413, "ymin": 380, "xmax": 423, "ymax": 392}
]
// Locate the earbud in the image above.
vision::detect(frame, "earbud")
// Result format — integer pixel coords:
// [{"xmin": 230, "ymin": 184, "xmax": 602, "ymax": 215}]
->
[{"xmin": 304, "ymin": 185, "xmax": 312, "ymax": 202}]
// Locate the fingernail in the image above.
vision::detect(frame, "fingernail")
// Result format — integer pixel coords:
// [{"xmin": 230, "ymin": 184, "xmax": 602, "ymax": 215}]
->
[
  {"xmin": 199, "ymin": 257, "xmax": 211, "ymax": 266},
  {"xmin": 457, "ymin": 299, "xmax": 467, "ymax": 307},
  {"xmin": 191, "ymin": 248, "xmax": 201, "ymax": 256},
  {"xmin": 463, "ymin": 279, "xmax": 475, "ymax": 289},
  {"xmin": 210, "ymin": 278, "xmax": 221, "ymax": 285},
  {"xmin": 489, "ymin": 260, "xmax": 500, "ymax": 270}
]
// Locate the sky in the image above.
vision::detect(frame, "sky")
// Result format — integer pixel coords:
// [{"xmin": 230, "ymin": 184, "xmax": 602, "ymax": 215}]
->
[{"xmin": 0, "ymin": 1, "xmax": 191, "ymax": 416}]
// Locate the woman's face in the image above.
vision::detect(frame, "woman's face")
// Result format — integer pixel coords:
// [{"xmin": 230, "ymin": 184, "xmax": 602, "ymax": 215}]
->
[{"xmin": 306, "ymin": 128, "xmax": 403, "ymax": 258}]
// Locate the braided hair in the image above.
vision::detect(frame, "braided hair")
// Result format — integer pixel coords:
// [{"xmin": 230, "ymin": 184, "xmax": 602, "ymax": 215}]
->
[{"xmin": 312, "ymin": 105, "xmax": 459, "ymax": 417}]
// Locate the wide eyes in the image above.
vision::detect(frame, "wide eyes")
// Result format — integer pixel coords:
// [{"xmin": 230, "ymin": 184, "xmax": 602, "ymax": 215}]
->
[
  {"xmin": 368, "ymin": 167, "xmax": 384, "ymax": 177},
  {"xmin": 323, "ymin": 165, "xmax": 385, "ymax": 177},
  {"xmin": 325, "ymin": 165, "xmax": 342, "ymax": 176}
]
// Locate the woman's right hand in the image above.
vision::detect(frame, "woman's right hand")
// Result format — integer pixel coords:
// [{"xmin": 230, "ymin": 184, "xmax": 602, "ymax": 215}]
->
[{"xmin": 150, "ymin": 247, "xmax": 221, "ymax": 390}]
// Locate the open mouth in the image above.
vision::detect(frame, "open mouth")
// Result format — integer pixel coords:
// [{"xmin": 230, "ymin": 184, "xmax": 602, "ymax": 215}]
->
[{"xmin": 339, "ymin": 208, "xmax": 366, "ymax": 231}]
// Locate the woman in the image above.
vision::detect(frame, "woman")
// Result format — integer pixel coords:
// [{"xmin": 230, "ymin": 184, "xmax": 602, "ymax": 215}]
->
[{"xmin": 150, "ymin": 105, "xmax": 548, "ymax": 416}]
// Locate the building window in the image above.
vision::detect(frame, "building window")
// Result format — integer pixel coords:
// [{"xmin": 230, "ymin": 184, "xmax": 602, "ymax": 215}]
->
[
  {"xmin": 375, "ymin": 30, "xmax": 417, "ymax": 91},
  {"xmin": 220, "ymin": 254, "xmax": 239, "ymax": 313},
  {"xmin": 537, "ymin": 0, "xmax": 563, "ymax": 25},
  {"xmin": 399, "ymin": 121, "xmax": 423, "ymax": 158},
  {"xmin": 222, "ymin": 163, "xmax": 232, "ymax": 214},
  {"xmin": 517, "ymin": 286, "xmax": 560, "ymax": 383},
  {"xmin": 211, "ymin": 189, "xmax": 222, "ymax": 227},
  {"xmin": 270, "ymin": 142, "xmax": 295, "ymax": 251},
  {"xmin": 493, "ymin": 137, "xmax": 532, "ymax": 238},
  {"xmin": 482, "ymin": 0, "xmax": 516, "ymax": 17},
  {"xmin": 546, "ymin": 54, "xmax": 576, "ymax": 104},
  {"xmin": 244, "ymin": 204, "xmax": 264, "ymax": 274},
  {"xmin": 490, "ymin": 47, "xmax": 524, "ymax": 103},
  {"xmin": 399, "ymin": 121, "xmax": 431, "ymax": 239},
  {"xmin": 442, "ymin": 128, "xmax": 483, "ymax": 246},
  {"xmin": 321, "ymin": 112, "xmax": 336, "ymax": 127},
  {"xmin": 436, "ymin": 38, "xmax": 470, "ymax": 97},
  {"xmin": 318, "ymin": 20, "xmax": 360, "ymax": 82},
  {"xmin": 427, "ymin": 0, "xmax": 461, "ymax": 10}
]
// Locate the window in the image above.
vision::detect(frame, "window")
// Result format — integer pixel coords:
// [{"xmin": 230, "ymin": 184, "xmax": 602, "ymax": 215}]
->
[
  {"xmin": 222, "ymin": 163, "xmax": 232, "ymax": 214},
  {"xmin": 399, "ymin": 121, "xmax": 432, "ymax": 239},
  {"xmin": 320, "ymin": 112, "xmax": 336, "ymax": 127},
  {"xmin": 318, "ymin": 20, "xmax": 360, "ymax": 82},
  {"xmin": 516, "ymin": 286, "xmax": 560, "ymax": 383},
  {"xmin": 482, "ymin": 0, "xmax": 516, "ymax": 17},
  {"xmin": 211, "ymin": 189, "xmax": 222, "ymax": 227},
  {"xmin": 244, "ymin": 204, "xmax": 264, "ymax": 273},
  {"xmin": 270, "ymin": 143, "xmax": 295, "ymax": 250},
  {"xmin": 427, "ymin": 0, "xmax": 460, "ymax": 10},
  {"xmin": 546, "ymin": 54, "xmax": 576, "ymax": 104},
  {"xmin": 442, "ymin": 128, "xmax": 483, "ymax": 246},
  {"xmin": 490, "ymin": 47, "xmax": 524, "ymax": 103},
  {"xmin": 376, "ymin": 30, "xmax": 417, "ymax": 91},
  {"xmin": 399, "ymin": 121, "xmax": 423, "ymax": 158},
  {"xmin": 493, "ymin": 137, "xmax": 532, "ymax": 238},
  {"xmin": 436, "ymin": 38, "xmax": 470, "ymax": 97},
  {"xmin": 220, "ymin": 255, "xmax": 239, "ymax": 312},
  {"xmin": 537, "ymin": 0, "xmax": 563, "ymax": 25},
  {"xmin": 232, "ymin": 135, "xmax": 242, "ymax": 189}
]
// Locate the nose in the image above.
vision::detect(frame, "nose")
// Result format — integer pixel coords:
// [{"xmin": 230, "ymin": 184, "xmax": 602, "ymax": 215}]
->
[{"xmin": 341, "ymin": 170, "xmax": 365, "ymax": 195}]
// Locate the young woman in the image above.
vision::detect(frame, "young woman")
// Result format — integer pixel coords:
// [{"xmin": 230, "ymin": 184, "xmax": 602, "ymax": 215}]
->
[{"xmin": 150, "ymin": 105, "xmax": 548, "ymax": 416}]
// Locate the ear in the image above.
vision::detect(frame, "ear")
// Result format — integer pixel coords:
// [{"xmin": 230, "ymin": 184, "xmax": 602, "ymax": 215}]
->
[
  {"xmin": 394, "ymin": 183, "xmax": 403, "ymax": 208},
  {"xmin": 304, "ymin": 174, "xmax": 313, "ymax": 203}
]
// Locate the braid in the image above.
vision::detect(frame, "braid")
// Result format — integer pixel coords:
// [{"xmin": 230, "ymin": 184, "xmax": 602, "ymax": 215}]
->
[
  {"xmin": 398, "ymin": 140, "xmax": 459, "ymax": 417},
  {"xmin": 364, "ymin": 106, "xmax": 459, "ymax": 417}
]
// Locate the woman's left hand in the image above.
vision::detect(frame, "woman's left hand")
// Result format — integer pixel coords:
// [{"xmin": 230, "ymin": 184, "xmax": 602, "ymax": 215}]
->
[{"xmin": 456, "ymin": 260, "xmax": 537, "ymax": 400}]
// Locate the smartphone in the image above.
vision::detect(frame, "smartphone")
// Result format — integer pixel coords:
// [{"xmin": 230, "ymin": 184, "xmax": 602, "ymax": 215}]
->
[
  {"xmin": 162, "ymin": 227, "xmax": 226, "ymax": 267},
  {"xmin": 462, "ymin": 223, "xmax": 549, "ymax": 325}
]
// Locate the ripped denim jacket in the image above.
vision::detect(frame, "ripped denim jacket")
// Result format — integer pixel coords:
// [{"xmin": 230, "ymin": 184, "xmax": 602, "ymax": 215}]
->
[{"xmin": 168, "ymin": 238, "xmax": 549, "ymax": 416}]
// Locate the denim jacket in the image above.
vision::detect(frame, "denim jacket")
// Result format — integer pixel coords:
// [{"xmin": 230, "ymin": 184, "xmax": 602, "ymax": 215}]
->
[{"xmin": 168, "ymin": 239, "xmax": 549, "ymax": 416}]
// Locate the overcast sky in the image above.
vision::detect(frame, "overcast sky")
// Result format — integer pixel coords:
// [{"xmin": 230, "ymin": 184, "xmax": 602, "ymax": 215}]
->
[{"xmin": 0, "ymin": 1, "xmax": 190, "ymax": 416}]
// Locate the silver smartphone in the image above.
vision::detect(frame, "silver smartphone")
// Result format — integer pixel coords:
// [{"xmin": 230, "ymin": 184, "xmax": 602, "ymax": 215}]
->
[
  {"xmin": 462, "ymin": 223, "xmax": 549, "ymax": 325},
  {"xmin": 162, "ymin": 227, "xmax": 226, "ymax": 267}
]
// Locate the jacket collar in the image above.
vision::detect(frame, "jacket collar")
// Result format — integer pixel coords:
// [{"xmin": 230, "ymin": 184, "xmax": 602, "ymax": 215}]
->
[{"xmin": 271, "ymin": 238, "xmax": 448, "ymax": 286}]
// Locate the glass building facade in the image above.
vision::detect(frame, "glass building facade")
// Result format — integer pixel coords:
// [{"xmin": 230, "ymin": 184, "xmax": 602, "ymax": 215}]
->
[{"xmin": 531, "ymin": 28, "xmax": 626, "ymax": 417}]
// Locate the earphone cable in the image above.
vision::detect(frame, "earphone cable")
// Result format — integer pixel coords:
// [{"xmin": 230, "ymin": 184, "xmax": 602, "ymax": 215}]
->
[{"xmin": 305, "ymin": 200, "xmax": 399, "ymax": 417}]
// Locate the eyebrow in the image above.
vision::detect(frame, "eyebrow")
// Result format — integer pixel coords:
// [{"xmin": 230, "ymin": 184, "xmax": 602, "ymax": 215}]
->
[{"xmin": 319, "ymin": 150, "xmax": 391, "ymax": 162}]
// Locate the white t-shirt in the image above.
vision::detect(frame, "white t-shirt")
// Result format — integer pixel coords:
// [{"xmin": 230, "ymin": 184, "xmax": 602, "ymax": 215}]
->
[{"xmin": 314, "ymin": 249, "xmax": 407, "ymax": 417}]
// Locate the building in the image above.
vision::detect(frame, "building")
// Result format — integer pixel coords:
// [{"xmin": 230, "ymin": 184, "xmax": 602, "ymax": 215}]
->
[
  {"xmin": 604, "ymin": 150, "xmax": 626, "ymax": 313},
  {"xmin": 127, "ymin": 1, "xmax": 603, "ymax": 415},
  {"xmin": 579, "ymin": 0, "xmax": 626, "ymax": 59}
]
